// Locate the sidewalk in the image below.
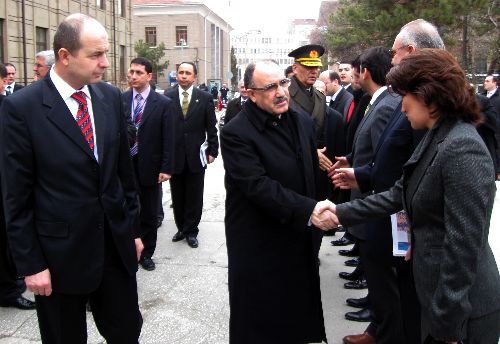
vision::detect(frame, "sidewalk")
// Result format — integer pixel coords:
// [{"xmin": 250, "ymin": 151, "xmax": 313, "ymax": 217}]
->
[{"xmin": 0, "ymin": 158, "xmax": 498, "ymax": 343}]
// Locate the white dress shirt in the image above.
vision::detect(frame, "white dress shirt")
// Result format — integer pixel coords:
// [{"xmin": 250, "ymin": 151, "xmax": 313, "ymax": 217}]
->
[{"xmin": 50, "ymin": 67, "xmax": 99, "ymax": 162}]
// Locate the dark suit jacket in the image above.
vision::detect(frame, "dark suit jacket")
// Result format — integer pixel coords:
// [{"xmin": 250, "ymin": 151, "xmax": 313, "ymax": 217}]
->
[
  {"xmin": 329, "ymin": 87, "xmax": 353, "ymax": 122},
  {"xmin": 224, "ymin": 96, "xmax": 243, "ymax": 124},
  {"xmin": 9, "ymin": 83, "xmax": 24, "ymax": 93},
  {"xmin": 164, "ymin": 86, "xmax": 218, "ymax": 174},
  {"xmin": 345, "ymin": 91, "xmax": 371, "ymax": 153},
  {"xmin": 122, "ymin": 89, "xmax": 175, "ymax": 186},
  {"xmin": 347, "ymin": 89, "xmax": 401, "ymax": 239},
  {"xmin": 337, "ymin": 119, "xmax": 500, "ymax": 340},
  {"xmin": 220, "ymin": 100, "xmax": 326, "ymax": 343},
  {"xmin": 476, "ymin": 94, "xmax": 499, "ymax": 175},
  {"xmin": 0, "ymin": 78, "xmax": 140, "ymax": 294}
]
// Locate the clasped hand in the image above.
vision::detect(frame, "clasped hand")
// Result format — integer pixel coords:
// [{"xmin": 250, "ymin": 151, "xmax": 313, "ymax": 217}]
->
[{"xmin": 310, "ymin": 200, "xmax": 341, "ymax": 230}]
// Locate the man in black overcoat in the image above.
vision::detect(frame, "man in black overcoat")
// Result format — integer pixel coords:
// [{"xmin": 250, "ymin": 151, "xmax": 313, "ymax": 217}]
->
[{"xmin": 221, "ymin": 60, "xmax": 337, "ymax": 344}]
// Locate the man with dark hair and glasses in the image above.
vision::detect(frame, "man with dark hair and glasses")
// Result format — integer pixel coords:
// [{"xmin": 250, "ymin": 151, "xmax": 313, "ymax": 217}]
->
[
  {"xmin": 220, "ymin": 59, "xmax": 336, "ymax": 343},
  {"xmin": 288, "ymin": 44, "xmax": 346, "ymax": 247}
]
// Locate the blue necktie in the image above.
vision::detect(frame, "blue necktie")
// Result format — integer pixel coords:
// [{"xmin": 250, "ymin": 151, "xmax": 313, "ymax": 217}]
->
[{"xmin": 130, "ymin": 94, "xmax": 144, "ymax": 156}]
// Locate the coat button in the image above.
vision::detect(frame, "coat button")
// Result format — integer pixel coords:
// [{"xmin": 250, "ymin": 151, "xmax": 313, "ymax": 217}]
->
[{"xmin": 272, "ymin": 122, "xmax": 278, "ymax": 126}]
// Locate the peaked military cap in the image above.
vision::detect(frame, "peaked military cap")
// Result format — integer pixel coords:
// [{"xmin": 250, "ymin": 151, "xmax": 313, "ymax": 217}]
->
[{"xmin": 288, "ymin": 44, "xmax": 325, "ymax": 67}]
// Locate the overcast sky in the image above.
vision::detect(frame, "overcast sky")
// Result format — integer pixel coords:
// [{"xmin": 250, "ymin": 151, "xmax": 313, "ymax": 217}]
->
[{"xmin": 205, "ymin": 0, "xmax": 324, "ymax": 31}]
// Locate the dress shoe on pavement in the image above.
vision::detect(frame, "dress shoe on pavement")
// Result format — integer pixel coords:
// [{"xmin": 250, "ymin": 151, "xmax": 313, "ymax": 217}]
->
[
  {"xmin": 339, "ymin": 247, "xmax": 359, "ymax": 257},
  {"xmin": 139, "ymin": 257, "xmax": 156, "ymax": 271},
  {"xmin": 186, "ymin": 236, "xmax": 199, "ymax": 248},
  {"xmin": 339, "ymin": 268, "xmax": 362, "ymax": 281},
  {"xmin": 0, "ymin": 296, "xmax": 36, "ymax": 310},
  {"xmin": 172, "ymin": 231, "xmax": 185, "ymax": 242},
  {"xmin": 344, "ymin": 257, "xmax": 360, "ymax": 267},
  {"xmin": 346, "ymin": 296, "xmax": 368, "ymax": 309},
  {"xmin": 343, "ymin": 332, "xmax": 375, "ymax": 344},
  {"xmin": 345, "ymin": 308, "xmax": 372, "ymax": 322},
  {"xmin": 331, "ymin": 236, "xmax": 353, "ymax": 246},
  {"xmin": 344, "ymin": 277, "xmax": 367, "ymax": 289}
]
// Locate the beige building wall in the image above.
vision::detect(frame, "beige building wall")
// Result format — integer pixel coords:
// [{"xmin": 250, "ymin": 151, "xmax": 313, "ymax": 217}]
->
[
  {"xmin": 0, "ymin": 0, "xmax": 133, "ymax": 89},
  {"xmin": 132, "ymin": 1, "xmax": 232, "ymax": 90}
]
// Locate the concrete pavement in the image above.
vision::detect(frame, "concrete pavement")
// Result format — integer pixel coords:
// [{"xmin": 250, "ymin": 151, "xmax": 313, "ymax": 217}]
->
[{"xmin": 1, "ymin": 157, "xmax": 498, "ymax": 343}]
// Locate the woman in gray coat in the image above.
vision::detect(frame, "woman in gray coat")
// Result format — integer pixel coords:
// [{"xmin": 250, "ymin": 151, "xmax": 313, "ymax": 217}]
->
[{"xmin": 331, "ymin": 49, "xmax": 500, "ymax": 344}]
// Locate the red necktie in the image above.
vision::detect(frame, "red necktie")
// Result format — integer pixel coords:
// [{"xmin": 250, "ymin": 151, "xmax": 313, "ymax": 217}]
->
[
  {"xmin": 346, "ymin": 100, "xmax": 355, "ymax": 123},
  {"xmin": 71, "ymin": 91, "xmax": 94, "ymax": 152}
]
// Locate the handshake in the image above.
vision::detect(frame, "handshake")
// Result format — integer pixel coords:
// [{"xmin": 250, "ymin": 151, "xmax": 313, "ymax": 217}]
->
[{"xmin": 310, "ymin": 200, "xmax": 341, "ymax": 230}]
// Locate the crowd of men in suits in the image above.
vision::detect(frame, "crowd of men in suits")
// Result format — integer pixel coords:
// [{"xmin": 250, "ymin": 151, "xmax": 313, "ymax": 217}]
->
[{"xmin": 0, "ymin": 11, "xmax": 499, "ymax": 344}]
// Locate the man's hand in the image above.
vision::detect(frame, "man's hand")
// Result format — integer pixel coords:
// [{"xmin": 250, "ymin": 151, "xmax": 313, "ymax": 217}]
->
[
  {"xmin": 331, "ymin": 168, "xmax": 359, "ymax": 189},
  {"xmin": 26, "ymin": 269, "xmax": 52, "ymax": 296},
  {"xmin": 208, "ymin": 155, "xmax": 216, "ymax": 164},
  {"xmin": 317, "ymin": 148, "xmax": 333, "ymax": 171},
  {"xmin": 327, "ymin": 156, "xmax": 351, "ymax": 178},
  {"xmin": 134, "ymin": 238, "xmax": 144, "ymax": 262},
  {"xmin": 158, "ymin": 173, "xmax": 171, "ymax": 183},
  {"xmin": 311, "ymin": 200, "xmax": 340, "ymax": 230}
]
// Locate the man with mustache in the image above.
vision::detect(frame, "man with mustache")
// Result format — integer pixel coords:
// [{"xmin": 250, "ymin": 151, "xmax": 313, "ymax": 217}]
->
[
  {"xmin": 220, "ymin": 59, "xmax": 336, "ymax": 343},
  {"xmin": 288, "ymin": 44, "xmax": 346, "ymax": 249}
]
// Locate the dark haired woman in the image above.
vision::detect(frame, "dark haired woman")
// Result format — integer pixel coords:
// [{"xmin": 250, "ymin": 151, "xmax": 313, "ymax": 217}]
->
[{"xmin": 329, "ymin": 49, "xmax": 500, "ymax": 344}]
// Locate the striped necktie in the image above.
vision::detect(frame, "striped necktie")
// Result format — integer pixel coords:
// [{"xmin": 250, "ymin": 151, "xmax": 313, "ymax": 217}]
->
[
  {"xmin": 5, "ymin": 85, "xmax": 12, "ymax": 96},
  {"xmin": 71, "ymin": 91, "xmax": 94, "ymax": 152},
  {"xmin": 130, "ymin": 94, "xmax": 144, "ymax": 156}
]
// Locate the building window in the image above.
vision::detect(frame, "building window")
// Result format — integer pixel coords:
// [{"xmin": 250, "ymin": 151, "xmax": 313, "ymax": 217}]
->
[
  {"xmin": 117, "ymin": 0, "xmax": 126, "ymax": 17},
  {"xmin": 145, "ymin": 27, "xmax": 157, "ymax": 47},
  {"xmin": 176, "ymin": 26, "xmax": 188, "ymax": 46},
  {"xmin": 0, "ymin": 19, "xmax": 4, "ymax": 64},
  {"xmin": 119, "ymin": 45, "xmax": 126, "ymax": 81},
  {"xmin": 96, "ymin": 0, "xmax": 105, "ymax": 10},
  {"xmin": 36, "ymin": 27, "xmax": 48, "ymax": 52}
]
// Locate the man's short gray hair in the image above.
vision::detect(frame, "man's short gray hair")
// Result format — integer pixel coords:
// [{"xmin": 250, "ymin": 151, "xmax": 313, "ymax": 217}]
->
[
  {"xmin": 36, "ymin": 50, "xmax": 55, "ymax": 67},
  {"xmin": 398, "ymin": 19, "xmax": 445, "ymax": 50}
]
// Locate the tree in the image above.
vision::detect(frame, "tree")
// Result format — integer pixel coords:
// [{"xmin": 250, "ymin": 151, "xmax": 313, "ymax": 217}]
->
[
  {"xmin": 323, "ymin": 0, "xmax": 499, "ymax": 74},
  {"xmin": 134, "ymin": 40, "xmax": 169, "ymax": 82},
  {"xmin": 230, "ymin": 46, "xmax": 238, "ymax": 88}
]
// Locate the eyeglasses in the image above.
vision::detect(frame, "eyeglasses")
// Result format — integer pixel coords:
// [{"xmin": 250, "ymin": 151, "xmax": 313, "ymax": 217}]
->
[
  {"xmin": 390, "ymin": 45, "xmax": 408, "ymax": 58},
  {"xmin": 249, "ymin": 78, "xmax": 291, "ymax": 92}
]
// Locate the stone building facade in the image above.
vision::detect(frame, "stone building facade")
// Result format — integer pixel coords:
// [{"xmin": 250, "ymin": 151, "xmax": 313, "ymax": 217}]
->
[
  {"xmin": 0, "ymin": 0, "xmax": 133, "ymax": 89},
  {"xmin": 132, "ymin": 0, "xmax": 232, "ymax": 90}
]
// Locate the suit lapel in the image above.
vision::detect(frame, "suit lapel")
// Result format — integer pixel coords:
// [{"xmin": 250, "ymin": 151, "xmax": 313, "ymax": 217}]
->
[
  {"xmin": 140, "ymin": 91, "xmax": 157, "ymax": 126},
  {"xmin": 123, "ymin": 89, "xmax": 133, "ymax": 122},
  {"xmin": 88, "ymin": 84, "xmax": 107, "ymax": 164},
  {"xmin": 352, "ymin": 89, "xmax": 388, "ymax": 147},
  {"xmin": 43, "ymin": 79, "xmax": 96, "ymax": 161},
  {"xmin": 186, "ymin": 88, "xmax": 201, "ymax": 119}
]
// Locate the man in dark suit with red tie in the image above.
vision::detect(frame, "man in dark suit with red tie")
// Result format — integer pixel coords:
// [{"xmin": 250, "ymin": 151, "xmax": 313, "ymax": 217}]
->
[
  {"xmin": 165, "ymin": 62, "xmax": 218, "ymax": 248},
  {"xmin": 122, "ymin": 57, "xmax": 174, "ymax": 271},
  {"xmin": 0, "ymin": 14, "xmax": 142, "ymax": 343}
]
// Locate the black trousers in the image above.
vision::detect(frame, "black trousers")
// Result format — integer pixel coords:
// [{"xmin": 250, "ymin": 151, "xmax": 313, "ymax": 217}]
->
[
  {"xmin": 34, "ymin": 226, "xmax": 142, "ymax": 344},
  {"xmin": 0, "ymin": 211, "xmax": 23, "ymax": 302},
  {"xmin": 169, "ymin": 166, "xmax": 205, "ymax": 237},
  {"xmin": 359, "ymin": 239, "xmax": 421, "ymax": 344},
  {"xmin": 132, "ymin": 157, "xmax": 161, "ymax": 258}
]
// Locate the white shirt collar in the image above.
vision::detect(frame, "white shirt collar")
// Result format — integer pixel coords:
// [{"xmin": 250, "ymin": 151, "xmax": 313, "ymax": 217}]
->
[
  {"xmin": 50, "ymin": 67, "xmax": 91, "ymax": 102},
  {"xmin": 370, "ymin": 86, "xmax": 387, "ymax": 105},
  {"xmin": 331, "ymin": 87, "xmax": 342, "ymax": 101},
  {"xmin": 6, "ymin": 82, "xmax": 15, "ymax": 91},
  {"xmin": 178, "ymin": 84, "xmax": 194, "ymax": 98},
  {"xmin": 133, "ymin": 85, "xmax": 151, "ymax": 102}
]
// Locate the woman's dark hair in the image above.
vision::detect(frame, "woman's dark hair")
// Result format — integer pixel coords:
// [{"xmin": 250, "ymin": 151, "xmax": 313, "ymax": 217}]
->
[{"xmin": 387, "ymin": 49, "xmax": 481, "ymax": 124}]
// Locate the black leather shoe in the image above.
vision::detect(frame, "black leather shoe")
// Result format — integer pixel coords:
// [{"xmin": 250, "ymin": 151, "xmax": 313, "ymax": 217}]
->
[
  {"xmin": 339, "ymin": 247, "xmax": 359, "ymax": 257},
  {"xmin": 339, "ymin": 267, "xmax": 362, "ymax": 281},
  {"xmin": 331, "ymin": 236, "xmax": 353, "ymax": 246},
  {"xmin": 346, "ymin": 296, "xmax": 368, "ymax": 309},
  {"xmin": 172, "ymin": 231, "xmax": 185, "ymax": 242},
  {"xmin": 344, "ymin": 277, "xmax": 367, "ymax": 289},
  {"xmin": 345, "ymin": 308, "xmax": 371, "ymax": 322},
  {"xmin": 0, "ymin": 296, "xmax": 36, "ymax": 310},
  {"xmin": 344, "ymin": 257, "xmax": 360, "ymax": 267},
  {"xmin": 139, "ymin": 257, "xmax": 156, "ymax": 271},
  {"xmin": 186, "ymin": 236, "xmax": 199, "ymax": 248}
]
